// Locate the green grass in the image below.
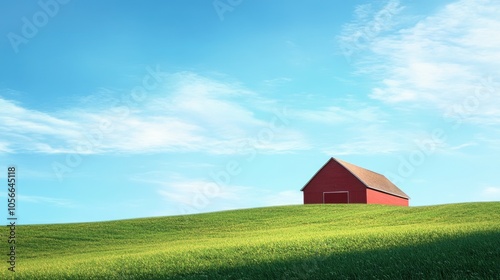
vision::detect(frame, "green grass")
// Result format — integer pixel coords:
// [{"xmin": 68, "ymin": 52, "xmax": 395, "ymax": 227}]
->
[{"xmin": 2, "ymin": 202, "xmax": 499, "ymax": 279}]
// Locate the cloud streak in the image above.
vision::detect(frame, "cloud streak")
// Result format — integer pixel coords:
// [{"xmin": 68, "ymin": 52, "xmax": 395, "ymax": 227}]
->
[
  {"xmin": 1, "ymin": 72, "xmax": 308, "ymax": 155},
  {"xmin": 337, "ymin": 0, "xmax": 404, "ymax": 60},
  {"xmin": 156, "ymin": 178, "xmax": 303, "ymax": 215},
  {"xmin": 350, "ymin": 0, "xmax": 500, "ymax": 123},
  {"xmin": 0, "ymin": 192, "xmax": 75, "ymax": 208},
  {"xmin": 479, "ymin": 186, "xmax": 500, "ymax": 201}
]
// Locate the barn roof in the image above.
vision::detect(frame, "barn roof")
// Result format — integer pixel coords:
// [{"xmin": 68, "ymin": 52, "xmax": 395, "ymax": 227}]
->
[{"xmin": 301, "ymin": 158, "xmax": 409, "ymax": 199}]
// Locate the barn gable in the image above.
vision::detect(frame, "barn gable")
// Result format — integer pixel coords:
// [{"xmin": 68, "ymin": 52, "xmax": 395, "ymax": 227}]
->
[
  {"xmin": 334, "ymin": 158, "xmax": 409, "ymax": 199},
  {"xmin": 301, "ymin": 158, "xmax": 409, "ymax": 206}
]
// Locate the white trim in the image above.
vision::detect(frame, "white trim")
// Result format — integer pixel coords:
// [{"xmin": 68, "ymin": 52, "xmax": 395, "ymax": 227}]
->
[{"xmin": 323, "ymin": 191, "xmax": 349, "ymax": 204}]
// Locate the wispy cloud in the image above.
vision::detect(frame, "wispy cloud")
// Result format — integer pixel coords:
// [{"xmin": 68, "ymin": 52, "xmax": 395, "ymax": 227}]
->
[
  {"xmin": 153, "ymin": 177, "xmax": 253, "ymax": 214},
  {"xmin": 449, "ymin": 142, "xmax": 477, "ymax": 151},
  {"xmin": 352, "ymin": 0, "xmax": 500, "ymax": 123},
  {"xmin": 0, "ymin": 192, "xmax": 75, "ymax": 207},
  {"xmin": 263, "ymin": 190, "xmax": 302, "ymax": 206},
  {"xmin": 0, "ymin": 98, "xmax": 81, "ymax": 153},
  {"xmin": 261, "ymin": 77, "xmax": 292, "ymax": 88},
  {"xmin": 322, "ymin": 125, "xmax": 414, "ymax": 155},
  {"xmin": 292, "ymin": 101, "xmax": 416, "ymax": 155},
  {"xmin": 131, "ymin": 169, "xmax": 303, "ymax": 214},
  {"xmin": 337, "ymin": 0, "xmax": 404, "ymax": 60},
  {"xmin": 157, "ymin": 179, "xmax": 248, "ymax": 203},
  {"xmin": 475, "ymin": 132, "xmax": 500, "ymax": 150},
  {"xmin": 156, "ymin": 179, "xmax": 304, "ymax": 214},
  {"xmin": 478, "ymin": 186, "xmax": 500, "ymax": 201},
  {"xmin": 20, "ymin": 195, "xmax": 75, "ymax": 207},
  {"xmin": 1, "ymin": 72, "xmax": 309, "ymax": 155},
  {"xmin": 294, "ymin": 104, "xmax": 385, "ymax": 125},
  {"xmin": 0, "ymin": 141, "xmax": 12, "ymax": 153}
]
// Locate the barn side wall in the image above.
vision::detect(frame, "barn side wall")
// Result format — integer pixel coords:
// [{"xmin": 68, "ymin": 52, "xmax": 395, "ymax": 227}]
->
[
  {"xmin": 303, "ymin": 160, "xmax": 366, "ymax": 204},
  {"xmin": 366, "ymin": 188, "xmax": 409, "ymax": 206}
]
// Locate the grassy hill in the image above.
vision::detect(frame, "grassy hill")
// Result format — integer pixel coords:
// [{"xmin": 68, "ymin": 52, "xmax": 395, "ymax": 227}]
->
[{"xmin": 2, "ymin": 202, "xmax": 499, "ymax": 279}]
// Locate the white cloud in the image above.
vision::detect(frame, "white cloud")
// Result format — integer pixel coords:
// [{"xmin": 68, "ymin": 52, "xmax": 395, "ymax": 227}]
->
[
  {"xmin": 337, "ymin": 0, "xmax": 404, "ymax": 59},
  {"xmin": 155, "ymin": 178, "xmax": 252, "ymax": 214},
  {"xmin": 0, "ymin": 192, "xmax": 75, "ymax": 207},
  {"xmin": 292, "ymin": 98, "xmax": 424, "ymax": 156},
  {"xmin": 157, "ymin": 181, "xmax": 303, "ymax": 215},
  {"xmin": 20, "ymin": 195, "xmax": 75, "ymax": 207},
  {"xmin": 449, "ymin": 142, "xmax": 477, "ymax": 150},
  {"xmin": 132, "ymin": 169, "xmax": 303, "ymax": 215},
  {"xmin": 351, "ymin": 0, "xmax": 500, "ymax": 123},
  {"xmin": 0, "ymin": 72, "xmax": 309, "ymax": 155},
  {"xmin": 262, "ymin": 77, "xmax": 292, "ymax": 88},
  {"xmin": 476, "ymin": 133, "xmax": 500, "ymax": 150},
  {"xmin": 295, "ymin": 105, "xmax": 384, "ymax": 125},
  {"xmin": 263, "ymin": 190, "xmax": 302, "ymax": 206},
  {"xmin": 322, "ymin": 123, "xmax": 431, "ymax": 156},
  {"xmin": 0, "ymin": 141, "xmax": 12, "ymax": 153},
  {"xmin": 93, "ymin": 115, "xmax": 205, "ymax": 153},
  {"xmin": 324, "ymin": 137, "xmax": 406, "ymax": 156},
  {"xmin": 0, "ymin": 98, "xmax": 81, "ymax": 153},
  {"xmin": 0, "ymin": 99, "xmax": 77, "ymax": 136},
  {"xmin": 479, "ymin": 187, "xmax": 500, "ymax": 201},
  {"xmin": 325, "ymin": 140, "xmax": 401, "ymax": 156}
]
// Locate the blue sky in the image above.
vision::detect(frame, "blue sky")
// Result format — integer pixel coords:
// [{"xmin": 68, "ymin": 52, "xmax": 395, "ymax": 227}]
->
[{"xmin": 1, "ymin": 0, "xmax": 499, "ymax": 224}]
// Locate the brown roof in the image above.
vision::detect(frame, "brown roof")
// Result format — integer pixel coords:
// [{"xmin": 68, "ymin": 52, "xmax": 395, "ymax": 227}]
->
[
  {"xmin": 335, "ymin": 158, "xmax": 409, "ymax": 199},
  {"xmin": 301, "ymin": 158, "xmax": 409, "ymax": 199}
]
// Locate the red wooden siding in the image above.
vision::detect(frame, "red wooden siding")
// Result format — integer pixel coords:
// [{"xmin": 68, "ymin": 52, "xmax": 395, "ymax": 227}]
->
[
  {"xmin": 302, "ymin": 159, "xmax": 366, "ymax": 204},
  {"xmin": 302, "ymin": 158, "xmax": 409, "ymax": 206},
  {"xmin": 366, "ymin": 188, "xmax": 409, "ymax": 206}
]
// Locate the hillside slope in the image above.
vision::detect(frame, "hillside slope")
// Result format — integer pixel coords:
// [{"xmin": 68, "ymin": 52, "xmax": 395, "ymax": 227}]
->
[{"xmin": 3, "ymin": 202, "xmax": 500, "ymax": 279}]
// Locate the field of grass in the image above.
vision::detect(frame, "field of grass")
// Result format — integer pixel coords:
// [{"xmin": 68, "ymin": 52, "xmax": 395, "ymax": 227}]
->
[{"xmin": 2, "ymin": 202, "xmax": 499, "ymax": 279}]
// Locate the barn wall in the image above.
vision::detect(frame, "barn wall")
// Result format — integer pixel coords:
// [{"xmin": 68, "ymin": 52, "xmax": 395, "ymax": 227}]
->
[
  {"xmin": 303, "ymin": 159, "xmax": 366, "ymax": 204},
  {"xmin": 366, "ymin": 188, "xmax": 409, "ymax": 206}
]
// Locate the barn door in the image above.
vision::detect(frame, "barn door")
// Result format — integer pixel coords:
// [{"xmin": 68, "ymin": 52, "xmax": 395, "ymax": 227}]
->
[{"xmin": 323, "ymin": 192, "xmax": 349, "ymax": 204}]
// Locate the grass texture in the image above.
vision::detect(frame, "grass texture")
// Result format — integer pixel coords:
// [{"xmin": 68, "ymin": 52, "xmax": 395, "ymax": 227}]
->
[{"xmin": 2, "ymin": 202, "xmax": 499, "ymax": 279}]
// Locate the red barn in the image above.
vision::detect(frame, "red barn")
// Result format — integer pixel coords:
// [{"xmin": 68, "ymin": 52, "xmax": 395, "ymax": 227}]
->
[{"xmin": 301, "ymin": 158, "xmax": 409, "ymax": 206}]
